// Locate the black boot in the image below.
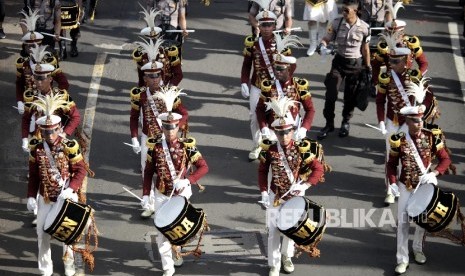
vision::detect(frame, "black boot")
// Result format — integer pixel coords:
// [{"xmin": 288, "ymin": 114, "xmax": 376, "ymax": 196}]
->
[
  {"xmin": 339, "ymin": 120, "xmax": 350, "ymax": 138},
  {"xmin": 317, "ymin": 123, "xmax": 335, "ymax": 140},
  {"xmin": 59, "ymin": 41, "xmax": 67, "ymax": 60},
  {"xmin": 70, "ymin": 38, "xmax": 78, "ymax": 57}
]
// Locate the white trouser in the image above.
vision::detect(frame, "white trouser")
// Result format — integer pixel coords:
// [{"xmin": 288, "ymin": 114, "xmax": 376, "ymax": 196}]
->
[
  {"xmin": 249, "ymin": 85, "xmax": 262, "ymax": 148},
  {"xmin": 384, "ymin": 119, "xmax": 408, "ymax": 191},
  {"xmin": 266, "ymin": 192, "xmax": 295, "ymax": 269},
  {"xmin": 303, "ymin": 0, "xmax": 338, "ymax": 22},
  {"xmin": 153, "ymin": 188, "xmax": 192, "ymax": 270},
  {"xmin": 36, "ymin": 194, "xmax": 78, "ymax": 276},
  {"xmin": 396, "ymin": 183, "xmax": 426, "ymax": 264},
  {"xmin": 140, "ymin": 133, "xmax": 149, "ymax": 174}
]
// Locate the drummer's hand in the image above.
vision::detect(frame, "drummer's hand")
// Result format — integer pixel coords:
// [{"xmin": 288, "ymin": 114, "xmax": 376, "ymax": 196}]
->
[
  {"xmin": 174, "ymin": 179, "xmax": 190, "ymax": 192},
  {"xmin": 182, "ymin": 29, "xmax": 189, "ymax": 37},
  {"xmin": 59, "ymin": 188, "xmax": 75, "ymax": 200},
  {"xmin": 27, "ymin": 197, "xmax": 37, "ymax": 212},
  {"xmin": 290, "ymin": 183, "xmax": 310, "ymax": 196},
  {"xmin": 389, "ymin": 183, "xmax": 400, "ymax": 197},
  {"xmin": 419, "ymin": 172, "xmax": 438, "ymax": 186},
  {"xmin": 258, "ymin": 191, "xmax": 269, "ymax": 209},
  {"xmin": 54, "ymin": 33, "xmax": 61, "ymax": 41},
  {"xmin": 283, "ymin": 27, "xmax": 291, "ymax": 36}
]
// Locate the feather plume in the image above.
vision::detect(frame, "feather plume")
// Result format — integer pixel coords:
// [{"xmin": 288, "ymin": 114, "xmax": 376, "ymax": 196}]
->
[
  {"xmin": 251, "ymin": 0, "xmax": 272, "ymax": 10},
  {"xmin": 264, "ymin": 96, "xmax": 297, "ymax": 119},
  {"xmin": 274, "ymin": 33, "xmax": 302, "ymax": 53},
  {"xmin": 153, "ymin": 86, "xmax": 186, "ymax": 112},
  {"xmin": 406, "ymin": 77, "xmax": 431, "ymax": 105},
  {"xmin": 379, "ymin": 32, "xmax": 398, "ymax": 52},
  {"xmin": 19, "ymin": 9, "xmax": 42, "ymax": 32},
  {"xmin": 386, "ymin": 0, "xmax": 404, "ymax": 20},
  {"xmin": 29, "ymin": 43, "xmax": 50, "ymax": 64},
  {"xmin": 139, "ymin": 2, "xmax": 162, "ymax": 29},
  {"xmin": 30, "ymin": 93, "xmax": 68, "ymax": 119},
  {"xmin": 135, "ymin": 36, "xmax": 165, "ymax": 62}
]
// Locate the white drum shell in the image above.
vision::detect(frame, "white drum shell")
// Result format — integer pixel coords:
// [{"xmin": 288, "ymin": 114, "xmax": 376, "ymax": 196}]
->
[
  {"xmin": 154, "ymin": 196, "xmax": 185, "ymax": 228},
  {"xmin": 406, "ymin": 183, "xmax": 435, "ymax": 217},
  {"xmin": 277, "ymin": 196, "xmax": 307, "ymax": 231}
]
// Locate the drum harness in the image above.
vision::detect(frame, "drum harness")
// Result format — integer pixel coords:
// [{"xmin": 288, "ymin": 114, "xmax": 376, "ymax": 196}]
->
[
  {"xmin": 43, "ymin": 141, "xmax": 69, "ymax": 190},
  {"xmin": 276, "ymin": 143, "xmax": 304, "ymax": 203},
  {"xmin": 145, "ymin": 88, "xmax": 164, "ymax": 133},
  {"xmin": 391, "ymin": 70, "xmax": 412, "ymax": 109}
]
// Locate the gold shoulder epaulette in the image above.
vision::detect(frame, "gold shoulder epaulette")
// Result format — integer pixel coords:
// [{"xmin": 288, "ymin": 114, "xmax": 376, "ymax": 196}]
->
[
  {"xmin": 183, "ymin": 137, "xmax": 197, "ymax": 148},
  {"xmin": 45, "ymin": 55, "xmax": 58, "ymax": 66},
  {"xmin": 389, "ymin": 132, "xmax": 404, "ymax": 148},
  {"xmin": 294, "ymin": 77, "xmax": 309, "ymax": 91},
  {"xmin": 167, "ymin": 46, "xmax": 179, "ymax": 57},
  {"xmin": 63, "ymin": 139, "xmax": 84, "ymax": 164},
  {"xmin": 145, "ymin": 136, "xmax": 161, "ymax": 162},
  {"xmin": 379, "ymin": 72, "xmax": 391, "ymax": 85},
  {"xmin": 132, "ymin": 46, "xmax": 143, "ymax": 62},
  {"xmin": 260, "ymin": 139, "xmax": 275, "ymax": 151},
  {"xmin": 28, "ymin": 137, "xmax": 41, "ymax": 162},
  {"xmin": 424, "ymin": 123, "xmax": 442, "ymax": 136},
  {"xmin": 170, "ymin": 55, "xmax": 181, "ymax": 66},
  {"xmin": 16, "ymin": 56, "xmax": 26, "ymax": 68},
  {"xmin": 261, "ymin": 79, "xmax": 273, "ymax": 93},
  {"xmin": 404, "ymin": 35, "xmax": 421, "ymax": 50},
  {"xmin": 408, "ymin": 69, "xmax": 422, "ymax": 82},
  {"xmin": 24, "ymin": 89, "xmax": 35, "ymax": 103},
  {"xmin": 281, "ymin": 47, "xmax": 291, "ymax": 56},
  {"xmin": 243, "ymin": 46, "xmax": 252, "ymax": 57},
  {"xmin": 172, "ymin": 96, "xmax": 181, "ymax": 109},
  {"xmin": 377, "ymin": 41, "xmax": 389, "ymax": 56},
  {"xmin": 244, "ymin": 35, "xmax": 255, "ymax": 48},
  {"xmin": 130, "ymin": 87, "xmax": 143, "ymax": 101}
]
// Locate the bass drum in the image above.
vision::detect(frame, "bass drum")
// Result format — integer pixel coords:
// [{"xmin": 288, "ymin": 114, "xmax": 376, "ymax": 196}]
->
[
  {"xmin": 60, "ymin": 1, "xmax": 80, "ymax": 30},
  {"xmin": 406, "ymin": 183, "xmax": 458, "ymax": 233},
  {"xmin": 277, "ymin": 196, "xmax": 326, "ymax": 247},
  {"xmin": 44, "ymin": 198, "xmax": 93, "ymax": 245},
  {"xmin": 154, "ymin": 196, "xmax": 206, "ymax": 246}
]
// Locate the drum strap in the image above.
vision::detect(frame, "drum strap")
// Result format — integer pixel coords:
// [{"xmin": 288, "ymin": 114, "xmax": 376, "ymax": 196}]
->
[
  {"xmin": 145, "ymin": 87, "xmax": 163, "ymax": 130},
  {"xmin": 43, "ymin": 141, "xmax": 68, "ymax": 188},
  {"xmin": 275, "ymin": 80, "xmax": 285, "ymax": 99},
  {"xmin": 277, "ymin": 143, "xmax": 296, "ymax": 184},
  {"xmin": 391, "ymin": 70, "xmax": 412, "ymax": 107},
  {"xmin": 259, "ymin": 37, "xmax": 275, "ymax": 80},
  {"xmin": 161, "ymin": 138, "xmax": 179, "ymax": 181},
  {"xmin": 405, "ymin": 132, "xmax": 428, "ymax": 174}
]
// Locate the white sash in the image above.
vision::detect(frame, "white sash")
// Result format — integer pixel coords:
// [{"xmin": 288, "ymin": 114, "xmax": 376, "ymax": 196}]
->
[
  {"xmin": 145, "ymin": 87, "xmax": 163, "ymax": 129},
  {"xmin": 391, "ymin": 70, "xmax": 411, "ymax": 107},
  {"xmin": 275, "ymin": 80, "xmax": 285, "ymax": 99},
  {"xmin": 277, "ymin": 143, "xmax": 296, "ymax": 184},
  {"xmin": 405, "ymin": 132, "xmax": 428, "ymax": 174},
  {"xmin": 258, "ymin": 37, "xmax": 275, "ymax": 80},
  {"xmin": 161, "ymin": 138, "xmax": 179, "ymax": 181}
]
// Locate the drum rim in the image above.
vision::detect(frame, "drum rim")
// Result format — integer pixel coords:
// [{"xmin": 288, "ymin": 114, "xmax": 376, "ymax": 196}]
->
[
  {"xmin": 406, "ymin": 183, "xmax": 435, "ymax": 217},
  {"xmin": 154, "ymin": 196, "xmax": 187, "ymax": 228},
  {"xmin": 276, "ymin": 196, "xmax": 307, "ymax": 230}
]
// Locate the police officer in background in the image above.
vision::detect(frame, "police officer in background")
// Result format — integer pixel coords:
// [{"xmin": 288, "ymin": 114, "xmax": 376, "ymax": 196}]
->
[
  {"xmin": 145, "ymin": 0, "xmax": 189, "ymax": 45},
  {"xmin": 248, "ymin": 0, "xmax": 293, "ymax": 36},
  {"xmin": 358, "ymin": 0, "xmax": 392, "ymax": 28},
  {"xmin": 316, "ymin": 0, "xmax": 371, "ymax": 140}
]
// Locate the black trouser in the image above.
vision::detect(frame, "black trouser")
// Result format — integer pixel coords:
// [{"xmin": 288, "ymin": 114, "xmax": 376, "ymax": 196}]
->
[
  {"xmin": 323, "ymin": 54, "xmax": 362, "ymax": 125},
  {"xmin": 0, "ymin": 0, "xmax": 5, "ymax": 23}
]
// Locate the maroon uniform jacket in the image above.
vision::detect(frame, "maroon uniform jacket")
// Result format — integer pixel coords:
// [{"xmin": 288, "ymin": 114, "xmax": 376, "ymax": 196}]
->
[
  {"xmin": 387, "ymin": 129, "xmax": 451, "ymax": 190},
  {"xmin": 132, "ymin": 46, "xmax": 183, "ymax": 87},
  {"xmin": 15, "ymin": 54, "xmax": 69, "ymax": 102},
  {"xmin": 28, "ymin": 137, "xmax": 87, "ymax": 203},
  {"xmin": 21, "ymin": 88, "xmax": 81, "ymax": 138},
  {"xmin": 376, "ymin": 69, "xmax": 434, "ymax": 126},
  {"xmin": 143, "ymin": 137, "xmax": 209, "ymax": 196},
  {"xmin": 256, "ymin": 77, "xmax": 315, "ymax": 131},
  {"xmin": 129, "ymin": 86, "xmax": 188, "ymax": 138},
  {"xmin": 258, "ymin": 139, "xmax": 324, "ymax": 203},
  {"xmin": 241, "ymin": 35, "xmax": 296, "ymax": 88}
]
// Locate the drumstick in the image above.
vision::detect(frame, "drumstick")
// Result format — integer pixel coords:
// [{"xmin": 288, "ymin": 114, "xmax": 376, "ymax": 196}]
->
[
  {"xmin": 273, "ymin": 27, "xmax": 302, "ymax": 33},
  {"xmin": 365, "ymin": 123, "xmax": 382, "ymax": 132},
  {"xmin": 122, "ymin": 187, "xmax": 143, "ymax": 201},
  {"xmin": 40, "ymin": 32, "xmax": 73, "ymax": 41},
  {"xmin": 413, "ymin": 164, "xmax": 432, "ymax": 194},
  {"xmin": 164, "ymin": 30, "xmax": 195, "ymax": 33}
]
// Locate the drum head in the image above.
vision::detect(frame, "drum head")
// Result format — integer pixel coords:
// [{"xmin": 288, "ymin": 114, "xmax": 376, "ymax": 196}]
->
[
  {"xmin": 43, "ymin": 198, "xmax": 65, "ymax": 230},
  {"xmin": 407, "ymin": 183, "xmax": 435, "ymax": 217},
  {"xmin": 277, "ymin": 197, "xmax": 306, "ymax": 231},
  {"xmin": 154, "ymin": 196, "xmax": 186, "ymax": 228}
]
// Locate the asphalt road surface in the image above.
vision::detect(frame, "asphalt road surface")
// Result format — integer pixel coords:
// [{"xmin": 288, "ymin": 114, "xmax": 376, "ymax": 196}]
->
[{"xmin": 1, "ymin": 0, "xmax": 465, "ymax": 275}]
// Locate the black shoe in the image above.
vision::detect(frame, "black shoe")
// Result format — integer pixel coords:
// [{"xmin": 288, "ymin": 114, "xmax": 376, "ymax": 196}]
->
[
  {"xmin": 60, "ymin": 46, "xmax": 67, "ymax": 60},
  {"xmin": 0, "ymin": 29, "xmax": 5, "ymax": 39},
  {"xmin": 70, "ymin": 45, "xmax": 78, "ymax": 57},
  {"xmin": 370, "ymin": 85, "xmax": 377, "ymax": 98},
  {"xmin": 339, "ymin": 122, "xmax": 350, "ymax": 137},
  {"xmin": 317, "ymin": 125, "xmax": 335, "ymax": 140}
]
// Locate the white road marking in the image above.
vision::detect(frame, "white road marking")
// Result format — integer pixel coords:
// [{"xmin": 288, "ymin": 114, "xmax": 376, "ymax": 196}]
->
[{"xmin": 448, "ymin": 22, "xmax": 465, "ymax": 105}]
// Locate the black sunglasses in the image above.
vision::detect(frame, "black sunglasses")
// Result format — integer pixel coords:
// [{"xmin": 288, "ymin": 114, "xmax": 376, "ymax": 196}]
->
[
  {"xmin": 145, "ymin": 73, "xmax": 161, "ymax": 79},
  {"xmin": 162, "ymin": 123, "xmax": 179, "ymax": 130},
  {"xmin": 260, "ymin": 22, "xmax": 275, "ymax": 28},
  {"xmin": 33, "ymin": 75, "xmax": 50, "ymax": 81},
  {"xmin": 275, "ymin": 129, "xmax": 292, "ymax": 135},
  {"xmin": 274, "ymin": 65, "xmax": 288, "ymax": 72},
  {"xmin": 389, "ymin": 58, "xmax": 404, "ymax": 65}
]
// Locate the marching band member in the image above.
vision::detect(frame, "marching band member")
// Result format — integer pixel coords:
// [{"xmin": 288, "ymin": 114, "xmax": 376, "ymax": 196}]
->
[
  {"xmin": 258, "ymin": 96, "xmax": 329, "ymax": 276},
  {"xmin": 21, "ymin": 62, "xmax": 80, "ymax": 152},
  {"xmin": 303, "ymin": 0, "xmax": 338, "ymax": 56},
  {"xmin": 26, "ymin": 93, "xmax": 88, "ymax": 276},
  {"xmin": 143, "ymin": 87, "xmax": 208, "ymax": 276},
  {"xmin": 59, "ymin": 0, "xmax": 84, "ymax": 59},
  {"xmin": 248, "ymin": 0, "xmax": 293, "ymax": 36},
  {"xmin": 241, "ymin": 2, "xmax": 296, "ymax": 160},
  {"xmin": 132, "ymin": 6, "xmax": 183, "ymax": 88},
  {"xmin": 371, "ymin": 1, "xmax": 428, "ymax": 87},
  {"xmin": 375, "ymin": 33, "xmax": 436, "ymax": 205},
  {"xmin": 386, "ymin": 88, "xmax": 451, "ymax": 274},
  {"xmin": 129, "ymin": 43, "xmax": 188, "ymax": 218},
  {"xmin": 16, "ymin": 10, "xmax": 69, "ymax": 115},
  {"xmin": 256, "ymin": 33, "xmax": 315, "ymax": 142}
]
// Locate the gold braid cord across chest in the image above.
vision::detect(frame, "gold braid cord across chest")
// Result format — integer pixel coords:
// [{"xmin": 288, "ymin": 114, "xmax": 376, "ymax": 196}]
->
[
  {"xmin": 269, "ymin": 145, "xmax": 301, "ymax": 201},
  {"xmin": 153, "ymin": 141, "xmax": 187, "ymax": 195}
]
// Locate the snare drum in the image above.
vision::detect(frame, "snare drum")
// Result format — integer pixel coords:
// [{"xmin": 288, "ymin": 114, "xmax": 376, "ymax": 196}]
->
[
  {"xmin": 277, "ymin": 196, "xmax": 326, "ymax": 247},
  {"xmin": 61, "ymin": 3, "xmax": 80, "ymax": 30},
  {"xmin": 44, "ymin": 198, "xmax": 93, "ymax": 245},
  {"xmin": 406, "ymin": 183, "xmax": 458, "ymax": 233},
  {"xmin": 154, "ymin": 196, "xmax": 206, "ymax": 246}
]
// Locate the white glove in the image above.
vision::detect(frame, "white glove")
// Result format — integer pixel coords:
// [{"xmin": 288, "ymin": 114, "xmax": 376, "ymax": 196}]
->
[
  {"xmin": 17, "ymin": 101, "xmax": 25, "ymax": 115},
  {"xmin": 21, "ymin": 138, "xmax": 29, "ymax": 153},
  {"xmin": 290, "ymin": 183, "xmax": 310, "ymax": 196},
  {"xmin": 241, "ymin": 83, "xmax": 250, "ymax": 98},
  {"xmin": 59, "ymin": 188, "xmax": 75, "ymax": 200},
  {"xmin": 261, "ymin": 127, "xmax": 271, "ymax": 138},
  {"xmin": 259, "ymin": 191, "xmax": 270, "ymax": 208},
  {"xmin": 131, "ymin": 137, "xmax": 141, "ymax": 154},
  {"xmin": 389, "ymin": 183, "xmax": 400, "ymax": 197},
  {"xmin": 379, "ymin": 121, "xmax": 387, "ymax": 135},
  {"xmin": 26, "ymin": 197, "xmax": 37, "ymax": 212},
  {"xmin": 294, "ymin": 127, "xmax": 307, "ymax": 141},
  {"xmin": 174, "ymin": 179, "xmax": 190, "ymax": 191},
  {"xmin": 419, "ymin": 172, "xmax": 438, "ymax": 186}
]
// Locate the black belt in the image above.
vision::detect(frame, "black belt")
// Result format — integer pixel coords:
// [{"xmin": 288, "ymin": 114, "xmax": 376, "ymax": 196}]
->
[{"xmin": 335, "ymin": 54, "xmax": 361, "ymax": 66}]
